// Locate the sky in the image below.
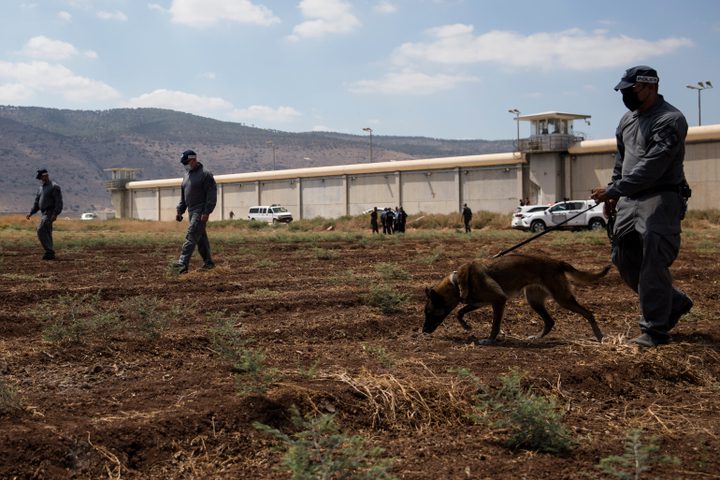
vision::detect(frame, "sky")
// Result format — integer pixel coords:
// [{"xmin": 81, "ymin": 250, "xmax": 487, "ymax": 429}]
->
[{"xmin": 1, "ymin": 0, "xmax": 719, "ymax": 141}]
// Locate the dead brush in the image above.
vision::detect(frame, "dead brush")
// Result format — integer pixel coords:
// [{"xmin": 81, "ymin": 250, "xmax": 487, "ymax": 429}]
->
[{"xmin": 333, "ymin": 367, "xmax": 476, "ymax": 431}]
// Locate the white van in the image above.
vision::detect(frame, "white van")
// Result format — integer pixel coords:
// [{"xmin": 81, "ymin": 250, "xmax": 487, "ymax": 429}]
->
[
  {"xmin": 80, "ymin": 212, "xmax": 97, "ymax": 221},
  {"xmin": 248, "ymin": 205, "xmax": 293, "ymax": 224}
]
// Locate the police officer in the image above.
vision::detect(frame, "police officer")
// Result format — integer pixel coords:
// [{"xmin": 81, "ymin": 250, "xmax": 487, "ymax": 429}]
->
[
  {"xmin": 462, "ymin": 203, "xmax": 472, "ymax": 233},
  {"xmin": 173, "ymin": 150, "xmax": 217, "ymax": 274},
  {"xmin": 591, "ymin": 66, "xmax": 693, "ymax": 347},
  {"xmin": 370, "ymin": 207, "xmax": 379, "ymax": 234},
  {"xmin": 26, "ymin": 169, "xmax": 63, "ymax": 260}
]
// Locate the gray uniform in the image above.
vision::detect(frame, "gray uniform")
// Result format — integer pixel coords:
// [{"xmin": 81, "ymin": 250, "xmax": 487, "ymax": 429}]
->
[
  {"xmin": 605, "ymin": 95, "xmax": 690, "ymax": 341},
  {"xmin": 176, "ymin": 163, "xmax": 217, "ymax": 267},
  {"xmin": 29, "ymin": 181, "xmax": 63, "ymax": 257}
]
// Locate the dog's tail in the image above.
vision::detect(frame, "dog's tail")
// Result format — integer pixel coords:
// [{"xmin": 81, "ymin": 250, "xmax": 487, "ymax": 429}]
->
[{"xmin": 563, "ymin": 263, "xmax": 611, "ymax": 284}]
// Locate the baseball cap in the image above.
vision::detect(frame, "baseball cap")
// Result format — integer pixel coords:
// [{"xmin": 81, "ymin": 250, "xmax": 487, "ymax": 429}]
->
[
  {"xmin": 614, "ymin": 66, "xmax": 659, "ymax": 91},
  {"xmin": 180, "ymin": 149, "xmax": 197, "ymax": 165},
  {"xmin": 36, "ymin": 168, "xmax": 48, "ymax": 179}
]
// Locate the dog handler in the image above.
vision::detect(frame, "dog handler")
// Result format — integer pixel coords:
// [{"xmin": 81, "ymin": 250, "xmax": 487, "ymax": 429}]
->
[
  {"xmin": 591, "ymin": 66, "xmax": 693, "ymax": 347},
  {"xmin": 26, "ymin": 169, "xmax": 63, "ymax": 260},
  {"xmin": 173, "ymin": 150, "xmax": 217, "ymax": 274}
]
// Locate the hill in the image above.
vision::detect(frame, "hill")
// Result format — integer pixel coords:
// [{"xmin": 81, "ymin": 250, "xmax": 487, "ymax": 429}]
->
[{"xmin": 0, "ymin": 106, "xmax": 513, "ymax": 214}]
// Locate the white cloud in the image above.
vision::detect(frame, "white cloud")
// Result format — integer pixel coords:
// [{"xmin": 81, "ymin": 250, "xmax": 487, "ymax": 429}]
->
[
  {"xmin": 348, "ymin": 69, "xmax": 478, "ymax": 95},
  {"xmin": 97, "ymin": 10, "xmax": 128, "ymax": 21},
  {"xmin": 229, "ymin": 105, "xmax": 301, "ymax": 123},
  {"xmin": 0, "ymin": 83, "xmax": 34, "ymax": 103},
  {"xmin": 127, "ymin": 90, "xmax": 234, "ymax": 116},
  {"xmin": 57, "ymin": 11, "xmax": 72, "ymax": 22},
  {"xmin": 84, "ymin": 50, "xmax": 98, "ymax": 59},
  {"xmin": 0, "ymin": 60, "xmax": 120, "ymax": 102},
  {"xmin": 21, "ymin": 36, "xmax": 79, "ymax": 60},
  {"xmin": 374, "ymin": 1, "xmax": 397, "ymax": 14},
  {"xmin": 288, "ymin": 0, "xmax": 360, "ymax": 42},
  {"xmin": 198, "ymin": 72, "xmax": 217, "ymax": 80},
  {"xmin": 169, "ymin": 0, "xmax": 280, "ymax": 27},
  {"xmin": 147, "ymin": 3, "xmax": 166, "ymax": 13},
  {"xmin": 393, "ymin": 25, "xmax": 694, "ymax": 70}
]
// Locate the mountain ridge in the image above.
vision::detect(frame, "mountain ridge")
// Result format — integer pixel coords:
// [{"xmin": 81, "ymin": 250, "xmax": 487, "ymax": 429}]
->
[{"xmin": 0, "ymin": 106, "xmax": 513, "ymax": 214}]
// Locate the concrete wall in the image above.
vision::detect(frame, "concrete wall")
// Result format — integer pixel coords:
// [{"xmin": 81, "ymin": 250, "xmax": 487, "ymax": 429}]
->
[{"xmin": 116, "ymin": 126, "xmax": 720, "ymax": 221}]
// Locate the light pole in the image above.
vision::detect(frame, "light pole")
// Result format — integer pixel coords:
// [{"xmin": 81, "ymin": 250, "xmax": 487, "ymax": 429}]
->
[
  {"xmin": 362, "ymin": 127, "xmax": 373, "ymax": 162},
  {"xmin": 686, "ymin": 81, "xmax": 713, "ymax": 126},
  {"xmin": 266, "ymin": 140, "xmax": 277, "ymax": 170},
  {"xmin": 508, "ymin": 109, "xmax": 520, "ymax": 151}
]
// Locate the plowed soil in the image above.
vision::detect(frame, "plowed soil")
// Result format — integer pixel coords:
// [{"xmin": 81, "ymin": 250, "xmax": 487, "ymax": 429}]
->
[{"xmin": 1, "ymin": 225, "xmax": 719, "ymax": 479}]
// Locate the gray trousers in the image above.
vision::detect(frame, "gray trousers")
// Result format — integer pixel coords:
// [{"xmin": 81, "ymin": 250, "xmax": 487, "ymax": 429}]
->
[
  {"xmin": 611, "ymin": 230, "xmax": 689, "ymax": 340},
  {"xmin": 178, "ymin": 212, "xmax": 212, "ymax": 266},
  {"xmin": 37, "ymin": 213, "xmax": 55, "ymax": 255}
]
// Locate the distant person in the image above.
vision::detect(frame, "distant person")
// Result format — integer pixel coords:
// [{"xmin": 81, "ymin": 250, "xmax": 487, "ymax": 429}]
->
[
  {"xmin": 384, "ymin": 207, "xmax": 395, "ymax": 234},
  {"xmin": 173, "ymin": 150, "xmax": 217, "ymax": 274},
  {"xmin": 229, "ymin": 210, "xmax": 235, "ymax": 220},
  {"xmin": 591, "ymin": 65, "xmax": 692, "ymax": 347},
  {"xmin": 26, "ymin": 168, "xmax": 63, "ymax": 260},
  {"xmin": 519, "ymin": 199, "xmax": 526, "ymax": 207},
  {"xmin": 524, "ymin": 197, "xmax": 530, "ymax": 206},
  {"xmin": 462, "ymin": 203, "xmax": 472, "ymax": 233},
  {"xmin": 370, "ymin": 207, "xmax": 379, "ymax": 234},
  {"xmin": 380, "ymin": 208, "xmax": 387, "ymax": 234},
  {"xmin": 396, "ymin": 207, "xmax": 408, "ymax": 233}
]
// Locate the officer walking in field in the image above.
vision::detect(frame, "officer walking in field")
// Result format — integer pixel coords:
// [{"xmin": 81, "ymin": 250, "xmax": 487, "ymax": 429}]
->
[
  {"xmin": 462, "ymin": 203, "xmax": 472, "ymax": 233},
  {"xmin": 591, "ymin": 66, "xmax": 693, "ymax": 347},
  {"xmin": 173, "ymin": 150, "xmax": 217, "ymax": 274},
  {"xmin": 26, "ymin": 169, "xmax": 63, "ymax": 260}
]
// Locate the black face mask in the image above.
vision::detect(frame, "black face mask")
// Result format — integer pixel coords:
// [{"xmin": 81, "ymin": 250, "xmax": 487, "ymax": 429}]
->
[{"xmin": 621, "ymin": 88, "xmax": 642, "ymax": 111}]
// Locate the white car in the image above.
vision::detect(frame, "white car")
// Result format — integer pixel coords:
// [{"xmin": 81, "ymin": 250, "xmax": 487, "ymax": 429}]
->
[
  {"xmin": 80, "ymin": 212, "xmax": 97, "ymax": 220},
  {"xmin": 248, "ymin": 205, "xmax": 293, "ymax": 223},
  {"xmin": 513, "ymin": 200, "xmax": 606, "ymax": 233},
  {"xmin": 511, "ymin": 204, "xmax": 549, "ymax": 229}
]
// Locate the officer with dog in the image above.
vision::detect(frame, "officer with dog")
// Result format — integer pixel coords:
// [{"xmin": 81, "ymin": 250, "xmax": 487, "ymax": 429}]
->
[
  {"xmin": 173, "ymin": 150, "xmax": 217, "ymax": 274},
  {"xmin": 591, "ymin": 66, "xmax": 693, "ymax": 347},
  {"xmin": 26, "ymin": 168, "xmax": 63, "ymax": 260}
]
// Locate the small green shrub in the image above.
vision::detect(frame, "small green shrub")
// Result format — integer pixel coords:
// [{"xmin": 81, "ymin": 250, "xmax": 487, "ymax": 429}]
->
[
  {"xmin": 208, "ymin": 313, "xmax": 275, "ymax": 395},
  {"xmin": 364, "ymin": 344, "xmax": 394, "ymax": 369},
  {"xmin": 374, "ymin": 262, "xmax": 411, "ymax": 281},
  {"xmin": 255, "ymin": 258, "xmax": 278, "ymax": 268},
  {"xmin": 254, "ymin": 405, "xmax": 396, "ymax": 480},
  {"xmin": 35, "ymin": 292, "xmax": 102, "ymax": 344},
  {"xmin": 365, "ymin": 284, "xmax": 409, "ymax": 314},
  {"xmin": 475, "ymin": 369, "xmax": 573, "ymax": 453},
  {"xmin": 314, "ymin": 247, "xmax": 338, "ymax": 260},
  {"xmin": 0, "ymin": 376, "xmax": 22, "ymax": 416},
  {"xmin": 598, "ymin": 430, "xmax": 680, "ymax": 479}
]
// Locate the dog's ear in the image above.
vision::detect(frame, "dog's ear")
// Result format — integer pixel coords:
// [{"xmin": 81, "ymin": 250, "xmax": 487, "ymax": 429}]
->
[
  {"xmin": 425, "ymin": 287, "xmax": 431, "ymax": 299},
  {"xmin": 426, "ymin": 288, "xmax": 445, "ymax": 307}
]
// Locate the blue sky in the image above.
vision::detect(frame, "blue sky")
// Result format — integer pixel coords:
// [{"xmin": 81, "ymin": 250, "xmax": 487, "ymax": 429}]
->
[{"xmin": 1, "ymin": 0, "xmax": 718, "ymax": 140}]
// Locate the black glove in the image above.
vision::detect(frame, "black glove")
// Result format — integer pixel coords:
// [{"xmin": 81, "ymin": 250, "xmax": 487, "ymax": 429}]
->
[{"xmin": 176, "ymin": 214, "xmax": 183, "ymax": 222}]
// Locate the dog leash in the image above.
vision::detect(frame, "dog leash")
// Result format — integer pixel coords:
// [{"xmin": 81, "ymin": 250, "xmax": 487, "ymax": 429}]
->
[{"xmin": 493, "ymin": 202, "xmax": 601, "ymax": 258}]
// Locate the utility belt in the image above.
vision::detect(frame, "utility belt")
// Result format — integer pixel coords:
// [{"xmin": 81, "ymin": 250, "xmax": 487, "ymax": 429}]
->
[{"xmin": 627, "ymin": 182, "xmax": 691, "ymax": 200}]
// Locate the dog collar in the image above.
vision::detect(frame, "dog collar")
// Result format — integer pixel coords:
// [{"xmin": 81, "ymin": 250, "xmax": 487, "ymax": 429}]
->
[{"xmin": 450, "ymin": 271, "xmax": 459, "ymax": 288}]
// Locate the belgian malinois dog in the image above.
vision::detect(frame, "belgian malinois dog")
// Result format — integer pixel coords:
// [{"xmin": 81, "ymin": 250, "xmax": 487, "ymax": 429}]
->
[{"xmin": 423, "ymin": 254, "xmax": 610, "ymax": 344}]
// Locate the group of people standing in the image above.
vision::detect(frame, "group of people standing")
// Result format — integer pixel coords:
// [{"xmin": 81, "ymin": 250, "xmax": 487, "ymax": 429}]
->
[{"xmin": 370, "ymin": 206, "xmax": 407, "ymax": 234}]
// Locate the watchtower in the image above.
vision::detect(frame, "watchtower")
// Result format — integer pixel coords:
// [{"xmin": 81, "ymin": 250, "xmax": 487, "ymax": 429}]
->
[{"xmin": 105, "ymin": 168, "xmax": 140, "ymax": 218}]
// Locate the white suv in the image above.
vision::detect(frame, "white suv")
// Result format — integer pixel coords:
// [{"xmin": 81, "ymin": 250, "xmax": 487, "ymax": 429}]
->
[
  {"xmin": 514, "ymin": 200, "xmax": 606, "ymax": 233},
  {"xmin": 248, "ymin": 205, "xmax": 294, "ymax": 223},
  {"xmin": 511, "ymin": 204, "xmax": 549, "ymax": 229}
]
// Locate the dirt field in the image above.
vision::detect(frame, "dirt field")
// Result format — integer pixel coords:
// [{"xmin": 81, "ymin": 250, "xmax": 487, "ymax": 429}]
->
[{"xmin": 1, "ymin": 219, "xmax": 719, "ymax": 479}]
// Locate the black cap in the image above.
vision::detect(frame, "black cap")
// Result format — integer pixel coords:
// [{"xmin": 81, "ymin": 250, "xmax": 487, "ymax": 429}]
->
[
  {"xmin": 36, "ymin": 168, "xmax": 48, "ymax": 179},
  {"xmin": 614, "ymin": 65, "xmax": 659, "ymax": 91},
  {"xmin": 180, "ymin": 149, "xmax": 197, "ymax": 165}
]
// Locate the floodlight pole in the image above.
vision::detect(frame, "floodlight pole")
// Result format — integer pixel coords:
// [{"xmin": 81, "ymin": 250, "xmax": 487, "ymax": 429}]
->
[
  {"xmin": 508, "ymin": 108, "xmax": 520, "ymax": 151},
  {"xmin": 686, "ymin": 81, "xmax": 713, "ymax": 126},
  {"xmin": 362, "ymin": 127, "xmax": 373, "ymax": 162}
]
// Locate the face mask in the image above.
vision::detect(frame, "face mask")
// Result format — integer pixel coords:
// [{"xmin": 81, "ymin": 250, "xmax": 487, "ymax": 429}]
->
[
  {"xmin": 183, "ymin": 164, "xmax": 192, "ymax": 172},
  {"xmin": 621, "ymin": 88, "xmax": 642, "ymax": 111}
]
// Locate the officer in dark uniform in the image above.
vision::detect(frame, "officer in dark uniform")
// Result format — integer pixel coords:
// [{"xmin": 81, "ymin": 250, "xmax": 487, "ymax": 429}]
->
[
  {"xmin": 370, "ymin": 207, "xmax": 379, "ymax": 234},
  {"xmin": 462, "ymin": 203, "xmax": 472, "ymax": 233},
  {"xmin": 173, "ymin": 150, "xmax": 217, "ymax": 274},
  {"xmin": 592, "ymin": 66, "xmax": 693, "ymax": 347},
  {"xmin": 26, "ymin": 169, "xmax": 63, "ymax": 260}
]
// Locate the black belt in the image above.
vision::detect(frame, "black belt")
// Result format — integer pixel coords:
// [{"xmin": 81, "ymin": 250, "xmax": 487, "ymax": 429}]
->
[{"xmin": 628, "ymin": 184, "xmax": 682, "ymax": 200}]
